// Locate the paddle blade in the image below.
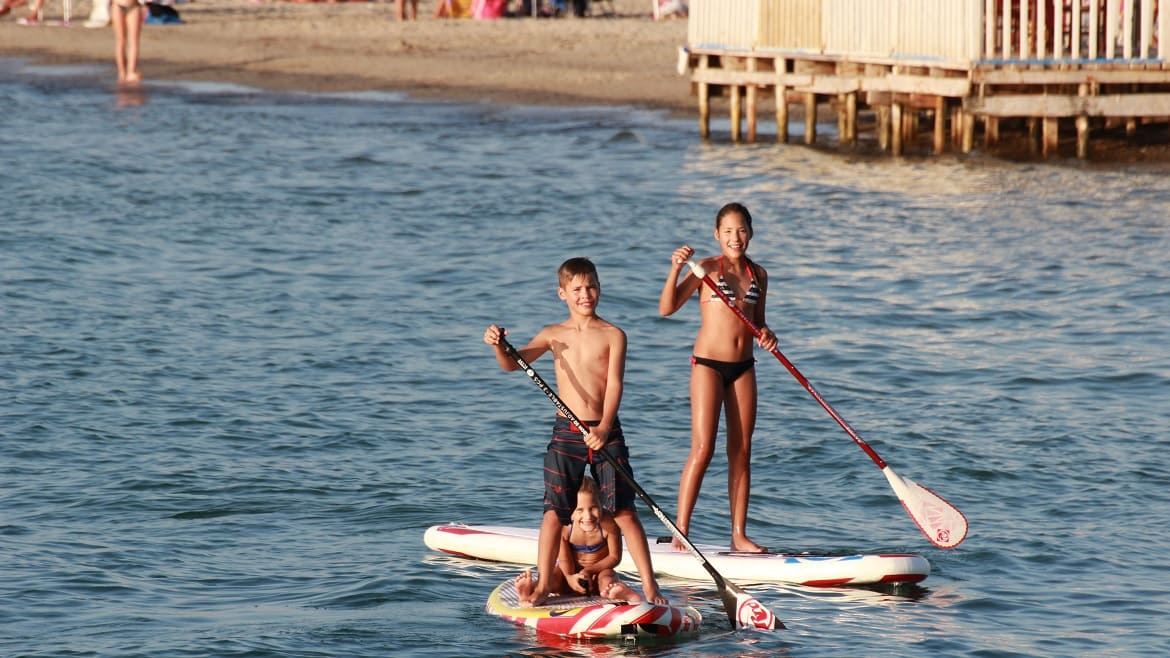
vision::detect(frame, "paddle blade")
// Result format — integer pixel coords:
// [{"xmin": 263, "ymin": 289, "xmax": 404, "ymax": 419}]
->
[
  {"xmin": 882, "ymin": 466, "xmax": 969, "ymax": 549},
  {"xmin": 721, "ymin": 583, "xmax": 781, "ymax": 630}
]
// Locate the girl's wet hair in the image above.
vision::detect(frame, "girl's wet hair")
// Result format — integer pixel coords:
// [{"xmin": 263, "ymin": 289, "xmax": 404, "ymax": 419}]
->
[
  {"xmin": 578, "ymin": 476, "xmax": 598, "ymax": 498},
  {"xmin": 716, "ymin": 202, "xmax": 753, "ymax": 236},
  {"xmin": 558, "ymin": 257, "xmax": 599, "ymax": 288}
]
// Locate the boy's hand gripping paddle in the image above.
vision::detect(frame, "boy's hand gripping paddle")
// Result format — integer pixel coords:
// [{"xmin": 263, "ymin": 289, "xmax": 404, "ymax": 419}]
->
[
  {"xmin": 497, "ymin": 335, "xmax": 780, "ymax": 631},
  {"xmin": 684, "ymin": 259, "xmax": 968, "ymax": 550}
]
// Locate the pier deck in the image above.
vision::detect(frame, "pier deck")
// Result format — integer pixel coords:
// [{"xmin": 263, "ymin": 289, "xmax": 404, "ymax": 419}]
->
[{"xmin": 685, "ymin": 0, "xmax": 1170, "ymax": 158}]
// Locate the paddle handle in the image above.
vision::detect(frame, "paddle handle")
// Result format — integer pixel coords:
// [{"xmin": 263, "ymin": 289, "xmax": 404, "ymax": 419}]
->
[{"xmin": 684, "ymin": 259, "xmax": 888, "ymax": 469}]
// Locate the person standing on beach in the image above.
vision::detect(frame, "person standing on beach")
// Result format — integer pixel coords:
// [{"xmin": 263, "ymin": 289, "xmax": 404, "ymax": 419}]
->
[
  {"xmin": 3, "ymin": 0, "xmax": 45, "ymax": 24},
  {"xmin": 397, "ymin": 0, "xmax": 417, "ymax": 20},
  {"xmin": 659, "ymin": 202, "xmax": 778, "ymax": 554},
  {"xmin": 112, "ymin": 0, "xmax": 144, "ymax": 84},
  {"xmin": 484, "ymin": 257, "xmax": 664, "ymax": 607}
]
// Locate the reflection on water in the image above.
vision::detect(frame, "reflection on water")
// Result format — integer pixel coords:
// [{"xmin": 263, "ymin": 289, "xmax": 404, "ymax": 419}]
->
[{"xmin": 115, "ymin": 83, "xmax": 146, "ymax": 108}]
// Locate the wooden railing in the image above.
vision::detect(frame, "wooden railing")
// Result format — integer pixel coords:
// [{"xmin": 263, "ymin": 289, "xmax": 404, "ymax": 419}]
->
[
  {"xmin": 985, "ymin": 0, "xmax": 1167, "ymax": 61},
  {"xmin": 688, "ymin": 0, "xmax": 1168, "ymax": 64}
]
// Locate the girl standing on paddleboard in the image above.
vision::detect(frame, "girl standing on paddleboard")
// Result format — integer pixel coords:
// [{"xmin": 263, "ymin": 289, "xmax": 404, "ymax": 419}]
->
[{"xmin": 659, "ymin": 202, "xmax": 778, "ymax": 553}]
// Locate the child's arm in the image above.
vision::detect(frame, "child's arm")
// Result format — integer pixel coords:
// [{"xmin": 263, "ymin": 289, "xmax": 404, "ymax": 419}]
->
[
  {"xmin": 559, "ymin": 530, "xmax": 591, "ymax": 595},
  {"xmin": 582, "ymin": 516, "xmax": 624, "ymax": 574},
  {"xmin": 584, "ymin": 328, "xmax": 626, "ymax": 451},
  {"xmin": 484, "ymin": 324, "xmax": 551, "ymax": 371},
  {"xmin": 659, "ymin": 246, "xmax": 704, "ymax": 316}
]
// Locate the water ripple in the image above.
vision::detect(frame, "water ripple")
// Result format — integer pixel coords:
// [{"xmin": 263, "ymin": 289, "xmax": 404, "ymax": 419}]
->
[{"xmin": 2, "ymin": 66, "xmax": 1170, "ymax": 657}]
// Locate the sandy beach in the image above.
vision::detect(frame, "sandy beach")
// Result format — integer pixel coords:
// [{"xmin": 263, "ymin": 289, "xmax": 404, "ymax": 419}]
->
[{"xmin": 0, "ymin": 0, "xmax": 695, "ymax": 114}]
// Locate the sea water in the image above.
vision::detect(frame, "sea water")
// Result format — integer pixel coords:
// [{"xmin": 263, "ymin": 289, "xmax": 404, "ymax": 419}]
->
[{"xmin": 2, "ymin": 59, "xmax": 1168, "ymax": 658}]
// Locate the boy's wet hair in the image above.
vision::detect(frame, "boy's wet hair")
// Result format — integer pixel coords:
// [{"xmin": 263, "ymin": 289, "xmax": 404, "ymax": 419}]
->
[
  {"xmin": 716, "ymin": 202, "xmax": 753, "ymax": 236},
  {"xmin": 558, "ymin": 257, "xmax": 599, "ymax": 288}
]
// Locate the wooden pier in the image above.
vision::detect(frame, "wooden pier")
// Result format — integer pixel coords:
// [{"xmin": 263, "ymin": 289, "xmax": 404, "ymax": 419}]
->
[{"xmin": 683, "ymin": 0, "xmax": 1170, "ymax": 158}]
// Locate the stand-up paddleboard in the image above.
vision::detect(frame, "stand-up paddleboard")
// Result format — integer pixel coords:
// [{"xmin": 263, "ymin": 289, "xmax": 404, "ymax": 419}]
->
[
  {"xmin": 427, "ymin": 524, "xmax": 929, "ymax": 587},
  {"xmin": 486, "ymin": 576, "xmax": 702, "ymax": 640}
]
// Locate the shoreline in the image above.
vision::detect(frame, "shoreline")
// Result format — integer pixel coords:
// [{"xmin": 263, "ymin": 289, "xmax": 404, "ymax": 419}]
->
[
  {"xmin": 0, "ymin": 0, "xmax": 698, "ymax": 116},
  {"xmin": 7, "ymin": 1, "xmax": 1170, "ymax": 162}
]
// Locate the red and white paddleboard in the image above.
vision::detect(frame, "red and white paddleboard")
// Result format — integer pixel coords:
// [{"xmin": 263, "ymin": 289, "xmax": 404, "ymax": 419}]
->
[
  {"xmin": 426, "ymin": 524, "xmax": 930, "ymax": 587},
  {"xmin": 485, "ymin": 576, "xmax": 702, "ymax": 640}
]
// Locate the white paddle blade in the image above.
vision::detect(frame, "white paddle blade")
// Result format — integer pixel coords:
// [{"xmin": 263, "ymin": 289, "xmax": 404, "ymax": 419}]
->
[
  {"xmin": 734, "ymin": 591, "xmax": 779, "ymax": 630},
  {"xmin": 882, "ymin": 467, "xmax": 969, "ymax": 549}
]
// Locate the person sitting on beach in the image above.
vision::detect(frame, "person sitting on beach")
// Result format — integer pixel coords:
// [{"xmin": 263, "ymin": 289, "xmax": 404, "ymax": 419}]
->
[{"xmin": 514, "ymin": 477, "xmax": 641, "ymax": 603}]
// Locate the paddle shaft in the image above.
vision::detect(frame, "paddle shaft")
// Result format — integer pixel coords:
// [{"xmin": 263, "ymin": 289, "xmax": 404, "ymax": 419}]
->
[{"xmin": 497, "ymin": 336, "xmax": 778, "ymax": 630}]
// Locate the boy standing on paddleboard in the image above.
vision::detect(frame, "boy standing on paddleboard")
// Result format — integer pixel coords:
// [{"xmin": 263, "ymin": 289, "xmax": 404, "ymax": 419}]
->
[{"xmin": 484, "ymin": 257, "xmax": 665, "ymax": 607}]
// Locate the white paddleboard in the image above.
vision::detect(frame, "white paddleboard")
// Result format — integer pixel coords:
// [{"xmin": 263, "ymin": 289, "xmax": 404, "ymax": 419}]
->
[{"xmin": 426, "ymin": 524, "xmax": 930, "ymax": 587}]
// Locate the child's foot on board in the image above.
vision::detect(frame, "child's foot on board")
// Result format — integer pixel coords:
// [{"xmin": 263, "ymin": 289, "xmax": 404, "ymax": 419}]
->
[
  {"xmin": 731, "ymin": 535, "xmax": 766, "ymax": 553},
  {"xmin": 641, "ymin": 577, "xmax": 668, "ymax": 605},
  {"xmin": 515, "ymin": 571, "xmax": 550, "ymax": 607},
  {"xmin": 514, "ymin": 570, "xmax": 534, "ymax": 599},
  {"xmin": 601, "ymin": 580, "xmax": 641, "ymax": 603}
]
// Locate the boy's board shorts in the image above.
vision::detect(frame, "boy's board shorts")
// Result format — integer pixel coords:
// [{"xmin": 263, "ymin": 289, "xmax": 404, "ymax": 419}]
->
[{"xmin": 544, "ymin": 416, "xmax": 636, "ymax": 525}]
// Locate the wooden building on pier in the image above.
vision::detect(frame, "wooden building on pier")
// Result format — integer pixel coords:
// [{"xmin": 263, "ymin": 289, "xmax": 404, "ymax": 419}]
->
[{"xmin": 683, "ymin": 0, "xmax": 1170, "ymax": 158}]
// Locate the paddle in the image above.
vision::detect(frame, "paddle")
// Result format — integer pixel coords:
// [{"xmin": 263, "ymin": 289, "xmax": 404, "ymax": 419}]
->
[
  {"xmin": 496, "ymin": 335, "xmax": 780, "ymax": 631},
  {"xmin": 684, "ymin": 259, "xmax": 969, "ymax": 549}
]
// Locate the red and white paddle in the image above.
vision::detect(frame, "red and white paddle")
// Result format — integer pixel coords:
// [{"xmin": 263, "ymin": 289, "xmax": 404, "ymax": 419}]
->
[{"xmin": 685, "ymin": 259, "xmax": 969, "ymax": 549}]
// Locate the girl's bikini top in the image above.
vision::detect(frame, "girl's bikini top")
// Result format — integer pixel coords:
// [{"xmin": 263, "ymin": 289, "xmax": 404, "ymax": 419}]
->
[
  {"xmin": 701, "ymin": 256, "xmax": 760, "ymax": 305},
  {"xmin": 569, "ymin": 522, "xmax": 607, "ymax": 554}
]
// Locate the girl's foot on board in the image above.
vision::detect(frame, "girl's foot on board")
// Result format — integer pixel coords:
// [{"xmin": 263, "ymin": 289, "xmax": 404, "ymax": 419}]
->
[
  {"xmin": 601, "ymin": 580, "xmax": 641, "ymax": 603},
  {"xmin": 515, "ymin": 570, "xmax": 550, "ymax": 607},
  {"xmin": 514, "ymin": 570, "xmax": 535, "ymax": 601},
  {"xmin": 731, "ymin": 535, "xmax": 766, "ymax": 553}
]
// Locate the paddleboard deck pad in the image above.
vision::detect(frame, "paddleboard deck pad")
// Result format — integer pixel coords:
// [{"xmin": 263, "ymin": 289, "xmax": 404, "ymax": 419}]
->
[
  {"xmin": 486, "ymin": 577, "xmax": 701, "ymax": 640},
  {"xmin": 427, "ymin": 524, "xmax": 929, "ymax": 587}
]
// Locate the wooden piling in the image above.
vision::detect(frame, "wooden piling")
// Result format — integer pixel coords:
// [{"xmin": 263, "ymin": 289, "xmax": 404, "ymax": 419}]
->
[
  {"xmin": 933, "ymin": 96, "xmax": 946, "ymax": 154},
  {"xmin": 804, "ymin": 93, "xmax": 817, "ymax": 145},
  {"xmin": 1076, "ymin": 83, "xmax": 1090, "ymax": 159},
  {"xmin": 775, "ymin": 58, "xmax": 789, "ymax": 143},
  {"xmin": 697, "ymin": 54, "xmax": 710, "ymax": 140},
  {"xmin": 891, "ymin": 102, "xmax": 903, "ymax": 155},
  {"xmin": 730, "ymin": 83, "xmax": 742, "ymax": 143}
]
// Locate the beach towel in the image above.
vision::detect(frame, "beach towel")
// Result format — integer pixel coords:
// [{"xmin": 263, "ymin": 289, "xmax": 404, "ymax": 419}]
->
[
  {"xmin": 471, "ymin": 0, "xmax": 503, "ymax": 19},
  {"xmin": 436, "ymin": 0, "xmax": 472, "ymax": 18}
]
